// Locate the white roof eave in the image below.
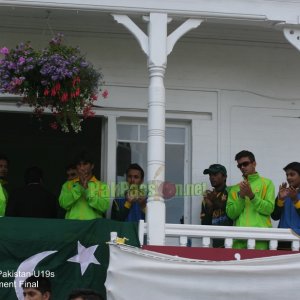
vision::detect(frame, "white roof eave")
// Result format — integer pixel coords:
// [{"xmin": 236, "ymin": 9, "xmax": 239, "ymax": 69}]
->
[{"xmin": 1, "ymin": 0, "xmax": 300, "ymax": 26}]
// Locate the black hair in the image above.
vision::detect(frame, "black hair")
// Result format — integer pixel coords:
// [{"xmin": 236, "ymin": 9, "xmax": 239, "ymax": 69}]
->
[
  {"xmin": 126, "ymin": 163, "xmax": 144, "ymax": 180},
  {"xmin": 68, "ymin": 289, "xmax": 104, "ymax": 300},
  {"xmin": 66, "ymin": 163, "xmax": 77, "ymax": 171},
  {"xmin": 24, "ymin": 166, "xmax": 43, "ymax": 184},
  {"xmin": 0, "ymin": 154, "xmax": 9, "ymax": 165},
  {"xmin": 75, "ymin": 151, "xmax": 94, "ymax": 165},
  {"xmin": 235, "ymin": 150, "xmax": 255, "ymax": 162},
  {"xmin": 22, "ymin": 275, "xmax": 51, "ymax": 295},
  {"xmin": 283, "ymin": 162, "xmax": 300, "ymax": 175}
]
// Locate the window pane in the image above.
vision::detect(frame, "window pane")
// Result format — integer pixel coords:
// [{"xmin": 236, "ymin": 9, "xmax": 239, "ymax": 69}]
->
[
  {"xmin": 116, "ymin": 142, "xmax": 147, "ymax": 181},
  {"xmin": 116, "ymin": 123, "xmax": 187, "ymax": 225},
  {"xmin": 117, "ymin": 124, "xmax": 138, "ymax": 141},
  {"xmin": 140, "ymin": 125, "xmax": 147, "ymax": 142},
  {"xmin": 166, "ymin": 127, "xmax": 185, "ymax": 144},
  {"xmin": 165, "ymin": 144, "xmax": 185, "ymax": 224}
]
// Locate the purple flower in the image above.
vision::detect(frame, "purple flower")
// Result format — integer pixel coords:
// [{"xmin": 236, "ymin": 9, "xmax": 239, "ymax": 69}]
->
[
  {"xmin": 24, "ymin": 65, "xmax": 34, "ymax": 71},
  {"xmin": 18, "ymin": 57, "xmax": 26, "ymax": 65},
  {"xmin": 0, "ymin": 47, "xmax": 9, "ymax": 55},
  {"xmin": 51, "ymin": 75, "xmax": 59, "ymax": 81},
  {"xmin": 8, "ymin": 62, "xmax": 16, "ymax": 70},
  {"xmin": 80, "ymin": 61, "xmax": 88, "ymax": 67},
  {"xmin": 50, "ymin": 33, "xmax": 64, "ymax": 45}
]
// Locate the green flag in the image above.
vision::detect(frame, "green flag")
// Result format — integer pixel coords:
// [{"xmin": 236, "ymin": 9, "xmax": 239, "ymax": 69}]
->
[{"xmin": 0, "ymin": 217, "xmax": 140, "ymax": 299}]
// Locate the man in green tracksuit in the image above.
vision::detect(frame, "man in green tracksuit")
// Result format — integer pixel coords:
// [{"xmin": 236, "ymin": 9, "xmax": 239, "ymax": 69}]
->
[
  {"xmin": 0, "ymin": 154, "xmax": 9, "ymax": 216},
  {"xmin": 59, "ymin": 152, "xmax": 110, "ymax": 220},
  {"xmin": 0, "ymin": 184, "xmax": 6, "ymax": 216},
  {"xmin": 226, "ymin": 150, "xmax": 275, "ymax": 250}
]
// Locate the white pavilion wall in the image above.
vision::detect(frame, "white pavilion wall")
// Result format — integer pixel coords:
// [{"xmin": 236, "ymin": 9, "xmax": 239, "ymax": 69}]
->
[{"xmin": 1, "ymin": 26, "xmax": 300, "ymax": 224}]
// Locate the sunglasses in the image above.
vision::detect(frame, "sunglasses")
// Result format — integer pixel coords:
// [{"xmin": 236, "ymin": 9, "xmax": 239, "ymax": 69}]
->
[{"xmin": 237, "ymin": 161, "xmax": 252, "ymax": 169}]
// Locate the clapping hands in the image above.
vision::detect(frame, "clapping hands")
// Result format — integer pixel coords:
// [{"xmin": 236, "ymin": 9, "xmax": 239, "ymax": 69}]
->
[
  {"xmin": 239, "ymin": 180, "xmax": 255, "ymax": 199},
  {"xmin": 278, "ymin": 182, "xmax": 299, "ymax": 203},
  {"xmin": 203, "ymin": 190, "xmax": 218, "ymax": 208}
]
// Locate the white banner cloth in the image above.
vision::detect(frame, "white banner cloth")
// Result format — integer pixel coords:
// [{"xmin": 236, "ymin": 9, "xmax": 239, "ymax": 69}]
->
[{"xmin": 105, "ymin": 243, "xmax": 300, "ymax": 300}]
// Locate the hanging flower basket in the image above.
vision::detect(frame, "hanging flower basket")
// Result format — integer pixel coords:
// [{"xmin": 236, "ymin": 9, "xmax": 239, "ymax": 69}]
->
[{"xmin": 0, "ymin": 33, "xmax": 108, "ymax": 132}]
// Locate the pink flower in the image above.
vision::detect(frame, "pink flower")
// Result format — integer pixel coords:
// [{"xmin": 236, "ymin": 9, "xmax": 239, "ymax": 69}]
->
[
  {"xmin": 43, "ymin": 89, "xmax": 50, "ymax": 96},
  {"xmin": 54, "ymin": 82, "xmax": 61, "ymax": 91},
  {"xmin": 11, "ymin": 77, "xmax": 24, "ymax": 87},
  {"xmin": 60, "ymin": 92, "xmax": 69, "ymax": 102},
  {"xmin": 83, "ymin": 106, "xmax": 95, "ymax": 118},
  {"xmin": 50, "ymin": 122, "xmax": 58, "ymax": 130},
  {"xmin": 51, "ymin": 87, "xmax": 56, "ymax": 96},
  {"xmin": 72, "ymin": 77, "xmax": 80, "ymax": 87},
  {"xmin": 75, "ymin": 88, "xmax": 80, "ymax": 97},
  {"xmin": 102, "ymin": 89, "xmax": 109, "ymax": 99},
  {"xmin": 0, "ymin": 47, "xmax": 9, "ymax": 55},
  {"xmin": 91, "ymin": 94, "xmax": 98, "ymax": 101}
]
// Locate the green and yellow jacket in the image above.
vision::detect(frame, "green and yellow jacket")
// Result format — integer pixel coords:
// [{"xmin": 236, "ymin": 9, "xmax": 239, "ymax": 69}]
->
[
  {"xmin": 0, "ymin": 179, "xmax": 8, "ymax": 216},
  {"xmin": 226, "ymin": 173, "xmax": 275, "ymax": 249},
  {"xmin": 59, "ymin": 176, "xmax": 110, "ymax": 220}
]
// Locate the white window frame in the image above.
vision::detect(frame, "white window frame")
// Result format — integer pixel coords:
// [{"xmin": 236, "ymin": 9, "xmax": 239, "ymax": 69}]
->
[{"xmin": 115, "ymin": 118, "xmax": 192, "ymax": 224}]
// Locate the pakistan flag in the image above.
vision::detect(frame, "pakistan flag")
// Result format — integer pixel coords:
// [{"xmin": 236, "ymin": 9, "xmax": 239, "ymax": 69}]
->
[{"xmin": 0, "ymin": 217, "xmax": 140, "ymax": 299}]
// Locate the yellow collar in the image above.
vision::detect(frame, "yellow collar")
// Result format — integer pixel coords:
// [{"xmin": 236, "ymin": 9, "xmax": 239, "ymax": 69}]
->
[{"xmin": 72, "ymin": 175, "xmax": 97, "ymax": 183}]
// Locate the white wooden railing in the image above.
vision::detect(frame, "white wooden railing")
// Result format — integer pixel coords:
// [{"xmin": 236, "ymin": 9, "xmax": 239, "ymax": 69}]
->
[{"xmin": 138, "ymin": 220, "xmax": 300, "ymax": 251}]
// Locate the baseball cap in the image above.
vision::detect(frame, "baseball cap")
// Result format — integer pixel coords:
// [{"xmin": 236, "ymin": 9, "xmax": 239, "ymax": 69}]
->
[{"xmin": 203, "ymin": 164, "xmax": 227, "ymax": 176}]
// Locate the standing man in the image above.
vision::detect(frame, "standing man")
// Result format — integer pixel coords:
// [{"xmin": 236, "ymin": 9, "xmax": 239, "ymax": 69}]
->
[
  {"xmin": 59, "ymin": 151, "xmax": 110, "ymax": 220},
  {"xmin": 111, "ymin": 163, "xmax": 146, "ymax": 222},
  {"xmin": 272, "ymin": 162, "xmax": 300, "ymax": 249},
  {"xmin": 0, "ymin": 154, "xmax": 9, "ymax": 216},
  {"xmin": 65, "ymin": 163, "xmax": 78, "ymax": 181},
  {"xmin": 6, "ymin": 166, "xmax": 58, "ymax": 218},
  {"xmin": 201, "ymin": 164, "xmax": 233, "ymax": 247},
  {"xmin": 226, "ymin": 150, "xmax": 275, "ymax": 249}
]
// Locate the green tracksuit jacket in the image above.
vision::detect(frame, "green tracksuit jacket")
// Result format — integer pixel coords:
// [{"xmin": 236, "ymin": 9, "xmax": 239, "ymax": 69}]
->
[
  {"xmin": 59, "ymin": 176, "xmax": 110, "ymax": 220},
  {"xmin": 0, "ymin": 183, "xmax": 7, "ymax": 216},
  {"xmin": 226, "ymin": 172, "xmax": 275, "ymax": 250}
]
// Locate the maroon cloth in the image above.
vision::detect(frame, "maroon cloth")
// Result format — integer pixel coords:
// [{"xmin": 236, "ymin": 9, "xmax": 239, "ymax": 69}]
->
[{"xmin": 143, "ymin": 245, "xmax": 299, "ymax": 261}]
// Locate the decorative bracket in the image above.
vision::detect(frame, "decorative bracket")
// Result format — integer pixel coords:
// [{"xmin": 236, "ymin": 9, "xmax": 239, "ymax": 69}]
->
[
  {"xmin": 112, "ymin": 14, "xmax": 203, "ymax": 58},
  {"xmin": 112, "ymin": 14, "xmax": 149, "ymax": 56},
  {"xmin": 167, "ymin": 19, "xmax": 203, "ymax": 55},
  {"xmin": 283, "ymin": 27, "xmax": 300, "ymax": 52}
]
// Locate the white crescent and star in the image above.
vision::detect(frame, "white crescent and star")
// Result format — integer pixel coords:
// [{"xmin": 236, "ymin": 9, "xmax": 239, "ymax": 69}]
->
[{"xmin": 13, "ymin": 241, "xmax": 101, "ymax": 299}]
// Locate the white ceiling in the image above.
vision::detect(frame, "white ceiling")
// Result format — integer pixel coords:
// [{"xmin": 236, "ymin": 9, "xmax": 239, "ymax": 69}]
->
[{"xmin": 0, "ymin": 5, "xmax": 289, "ymax": 47}]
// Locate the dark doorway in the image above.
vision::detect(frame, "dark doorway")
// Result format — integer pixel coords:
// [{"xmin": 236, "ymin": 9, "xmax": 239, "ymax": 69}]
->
[{"xmin": 0, "ymin": 112, "xmax": 102, "ymax": 197}]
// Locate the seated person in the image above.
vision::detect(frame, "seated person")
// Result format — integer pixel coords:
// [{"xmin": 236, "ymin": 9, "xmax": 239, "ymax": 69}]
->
[
  {"xmin": 111, "ymin": 163, "xmax": 146, "ymax": 222},
  {"xmin": 59, "ymin": 151, "xmax": 109, "ymax": 220},
  {"xmin": 5, "ymin": 166, "xmax": 58, "ymax": 218},
  {"xmin": 22, "ymin": 275, "xmax": 51, "ymax": 300}
]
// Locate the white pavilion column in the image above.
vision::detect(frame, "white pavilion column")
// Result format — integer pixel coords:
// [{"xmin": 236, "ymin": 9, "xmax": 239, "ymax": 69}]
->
[
  {"xmin": 112, "ymin": 13, "xmax": 202, "ymax": 245},
  {"xmin": 146, "ymin": 13, "xmax": 168, "ymax": 245}
]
